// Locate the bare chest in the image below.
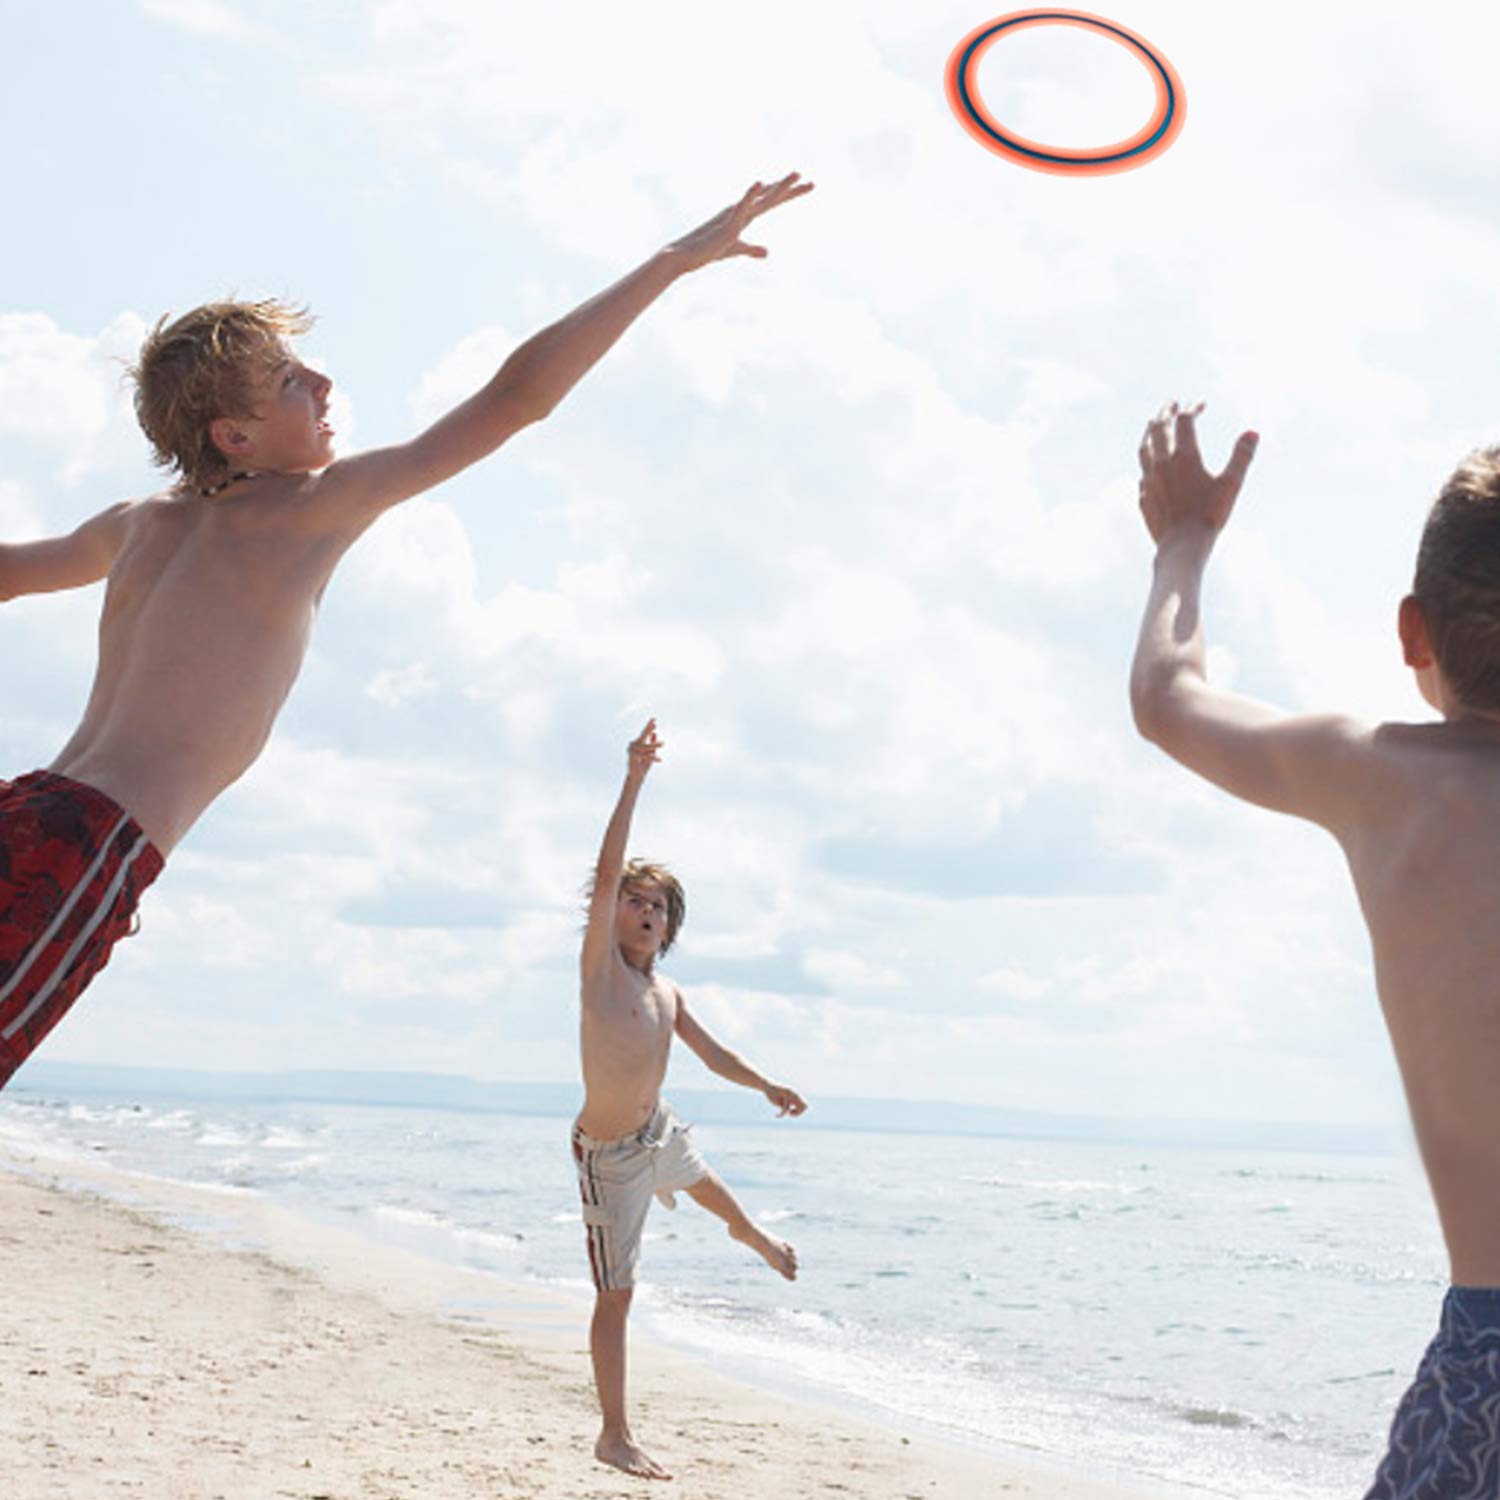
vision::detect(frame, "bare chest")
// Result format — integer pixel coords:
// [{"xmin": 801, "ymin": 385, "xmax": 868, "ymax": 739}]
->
[{"xmin": 584, "ymin": 968, "xmax": 678, "ymax": 1057}]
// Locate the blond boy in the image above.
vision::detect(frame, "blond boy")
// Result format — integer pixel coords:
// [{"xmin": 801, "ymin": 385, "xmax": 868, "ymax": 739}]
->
[
  {"xmin": 0, "ymin": 174, "xmax": 811, "ymax": 1089},
  {"xmin": 1132, "ymin": 402, "xmax": 1500, "ymax": 1498},
  {"xmin": 575, "ymin": 718, "xmax": 805, "ymax": 1480}
]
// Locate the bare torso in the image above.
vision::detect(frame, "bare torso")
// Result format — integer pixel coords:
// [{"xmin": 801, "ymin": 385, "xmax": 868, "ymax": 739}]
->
[
  {"xmin": 1343, "ymin": 721, "xmax": 1500, "ymax": 1283},
  {"xmin": 49, "ymin": 482, "xmax": 353, "ymax": 854},
  {"xmin": 577, "ymin": 956, "xmax": 679, "ymax": 1140}
]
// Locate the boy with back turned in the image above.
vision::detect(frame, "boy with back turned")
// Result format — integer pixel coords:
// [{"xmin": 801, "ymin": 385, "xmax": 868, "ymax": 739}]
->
[
  {"xmin": 1132, "ymin": 402, "xmax": 1500, "ymax": 1497},
  {"xmin": 575, "ymin": 719, "xmax": 805, "ymax": 1480},
  {"xmin": 0, "ymin": 173, "xmax": 810, "ymax": 1089}
]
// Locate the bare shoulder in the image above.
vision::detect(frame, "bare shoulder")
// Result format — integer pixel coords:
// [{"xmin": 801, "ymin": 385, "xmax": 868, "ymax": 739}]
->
[
  {"xmin": 1300, "ymin": 711, "xmax": 1385, "ymax": 770},
  {"xmin": 1366, "ymin": 717, "xmax": 1500, "ymax": 787},
  {"xmin": 278, "ymin": 446, "xmax": 432, "ymax": 541},
  {"xmin": 1158, "ymin": 697, "xmax": 1389, "ymax": 833},
  {"xmin": 118, "ymin": 490, "xmax": 190, "ymax": 532},
  {"xmin": 1278, "ymin": 711, "xmax": 1399, "ymax": 830},
  {"xmin": 1317, "ymin": 714, "xmax": 1500, "ymax": 848},
  {"xmin": 87, "ymin": 494, "xmax": 155, "ymax": 536},
  {"xmin": 2, "ymin": 495, "xmax": 154, "ymax": 599}
]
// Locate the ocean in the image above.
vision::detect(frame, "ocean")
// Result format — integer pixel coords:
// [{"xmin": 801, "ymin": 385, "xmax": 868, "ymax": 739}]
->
[{"xmin": 0, "ymin": 1069, "xmax": 1443, "ymax": 1499}]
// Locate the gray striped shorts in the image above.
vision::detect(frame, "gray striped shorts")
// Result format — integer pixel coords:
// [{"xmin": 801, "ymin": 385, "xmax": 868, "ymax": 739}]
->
[{"xmin": 572, "ymin": 1102, "xmax": 708, "ymax": 1291}]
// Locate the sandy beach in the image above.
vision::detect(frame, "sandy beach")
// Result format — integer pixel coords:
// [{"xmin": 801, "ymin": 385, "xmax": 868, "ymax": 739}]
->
[{"xmin": 0, "ymin": 1161, "xmax": 1159, "ymax": 1500}]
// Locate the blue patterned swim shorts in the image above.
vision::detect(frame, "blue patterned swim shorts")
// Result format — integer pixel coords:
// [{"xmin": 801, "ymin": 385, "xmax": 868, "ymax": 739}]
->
[{"xmin": 1366, "ymin": 1287, "xmax": 1500, "ymax": 1499}]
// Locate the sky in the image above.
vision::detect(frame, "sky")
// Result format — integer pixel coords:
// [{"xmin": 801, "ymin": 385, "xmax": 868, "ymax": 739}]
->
[{"xmin": 1, "ymin": 0, "xmax": 1494, "ymax": 1126}]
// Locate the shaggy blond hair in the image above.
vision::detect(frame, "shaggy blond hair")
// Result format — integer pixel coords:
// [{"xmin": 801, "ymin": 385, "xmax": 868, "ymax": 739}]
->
[
  {"xmin": 585, "ymin": 859, "xmax": 687, "ymax": 957},
  {"xmin": 1414, "ymin": 446, "xmax": 1500, "ymax": 712},
  {"xmin": 128, "ymin": 299, "xmax": 314, "ymax": 492},
  {"xmin": 619, "ymin": 860, "xmax": 686, "ymax": 956}
]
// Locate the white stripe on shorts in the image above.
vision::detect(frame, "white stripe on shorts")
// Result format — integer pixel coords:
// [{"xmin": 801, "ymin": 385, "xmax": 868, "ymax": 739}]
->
[{"xmin": 1, "ymin": 821, "xmax": 145, "ymax": 1042}]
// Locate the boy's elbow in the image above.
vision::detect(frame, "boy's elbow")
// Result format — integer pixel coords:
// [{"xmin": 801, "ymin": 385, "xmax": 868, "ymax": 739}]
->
[
  {"xmin": 491, "ymin": 355, "xmax": 557, "ymax": 429},
  {"xmin": 521, "ymin": 384, "xmax": 558, "ymax": 425},
  {"xmin": 496, "ymin": 379, "xmax": 552, "ymax": 428},
  {"xmin": 1130, "ymin": 670, "xmax": 1193, "ymax": 751},
  {"xmin": 1129, "ymin": 671, "xmax": 1170, "ymax": 746}
]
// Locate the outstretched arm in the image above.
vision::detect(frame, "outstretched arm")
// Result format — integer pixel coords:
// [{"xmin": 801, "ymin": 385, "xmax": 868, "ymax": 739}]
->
[
  {"xmin": 321, "ymin": 173, "xmax": 815, "ymax": 527},
  {"xmin": 0, "ymin": 502, "xmax": 136, "ymax": 603},
  {"xmin": 1130, "ymin": 403, "xmax": 1370, "ymax": 831},
  {"xmin": 580, "ymin": 719, "xmax": 662, "ymax": 981},
  {"xmin": 675, "ymin": 998, "xmax": 807, "ymax": 1117}
]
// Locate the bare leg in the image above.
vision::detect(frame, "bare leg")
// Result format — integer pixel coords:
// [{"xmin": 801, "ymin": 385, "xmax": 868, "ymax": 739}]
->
[
  {"xmin": 685, "ymin": 1170, "xmax": 797, "ymax": 1280},
  {"xmin": 590, "ymin": 1287, "xmax": 672, "ymax": 1480}
]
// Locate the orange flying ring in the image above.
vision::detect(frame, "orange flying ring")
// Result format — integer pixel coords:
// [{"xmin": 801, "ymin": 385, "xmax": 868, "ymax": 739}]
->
[{"xmin": 945, "ymin": 9, "xmax": 1186, "ymax": 177}]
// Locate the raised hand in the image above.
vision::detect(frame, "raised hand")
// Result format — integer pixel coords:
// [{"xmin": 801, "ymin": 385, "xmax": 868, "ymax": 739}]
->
[
  {"xmin": 626, "ymin": 718, "xmax": 662, "ymax": 782},
  {"xmin": 1138, "ymin": 401, "xmax": 1259, "ymax": 544},
  {"xmin": 667, "ymin": 173, "xmax": 815, "ymax": 272}
]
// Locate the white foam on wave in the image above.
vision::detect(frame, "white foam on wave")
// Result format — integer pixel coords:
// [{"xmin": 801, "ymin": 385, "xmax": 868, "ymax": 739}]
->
[
  {"xmin": 964, "ymin": 1175, "xmax": 1150, "ymax": 1196},
  {"xmin": 180, "ymin": 1178, "xmax": 259, "ymax": 1198},
  {"xmin": 373, "ymin": 1204, "xmax": 447, "ymax": 1229},
  {"xmin": 66, "ymin": 1103, "xmax": 120, "ymax": 1124},
  {"xmin": 110, "ymin": 1164, "xmax": 263, "ymax": 1199},
  {"xmin": 262, "ymin": 1128, "xmax": 313, "ymax": 1150},
  {"xmin": 273, "ymin": 1154, "xmax": 327, "ymax": 1176},
  {"xmin": 0, "ymin": 1118, "xmax": 92, "ymax": 1165},
  {"xmin": 636, "ymin": 1290, "xmax": 1291, "ymax": 1499},
  {"xmin": 757, "ymin": 1207, "xmax": 802, "ymax": 1224},
  {"xmin": 453, "ymin": 1226, "xmax": 523, "ymax": 1255}
]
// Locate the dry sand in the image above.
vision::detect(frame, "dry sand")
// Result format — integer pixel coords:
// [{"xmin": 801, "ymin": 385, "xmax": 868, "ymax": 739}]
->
[{"xmin": 0, "ymin": 1165, "xmax": 1155, "ymax": 1499}]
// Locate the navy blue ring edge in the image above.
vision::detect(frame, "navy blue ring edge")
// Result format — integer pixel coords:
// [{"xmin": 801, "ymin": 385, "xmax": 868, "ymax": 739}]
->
[{"xmin": 955, "ymin": 12, "xmax": 1177, "ymax": 167}]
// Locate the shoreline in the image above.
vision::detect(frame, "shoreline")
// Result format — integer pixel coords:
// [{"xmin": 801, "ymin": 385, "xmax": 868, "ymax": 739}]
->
[{"xmin": 0, "ymin": 1149, "xmax": 1165, "ymax": 1500}]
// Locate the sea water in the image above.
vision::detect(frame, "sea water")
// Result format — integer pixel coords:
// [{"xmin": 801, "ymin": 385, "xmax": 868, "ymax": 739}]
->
[{"xmin": 0, "ymin": 1078, "xmax": 1443, "ymax": 1499}]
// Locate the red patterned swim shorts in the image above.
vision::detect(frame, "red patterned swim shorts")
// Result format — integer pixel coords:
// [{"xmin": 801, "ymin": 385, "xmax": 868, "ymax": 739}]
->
[{"xmin": 0, "ymin": 772, "xmax": 164, "ymax": 1089}]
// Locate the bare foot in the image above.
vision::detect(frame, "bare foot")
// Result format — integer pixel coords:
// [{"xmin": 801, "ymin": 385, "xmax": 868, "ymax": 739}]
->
[
  {"xmin": 596, "ymin": 1429, "xmax": 673, "ymax": 1481},
  {"xmin": 731, "ymin": 1221, "xmax": 798, "ymax": 1280}
]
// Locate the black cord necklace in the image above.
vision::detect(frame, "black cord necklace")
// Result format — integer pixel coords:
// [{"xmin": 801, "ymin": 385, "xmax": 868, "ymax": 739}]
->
[{"xmin": 199, "ymin": 470, "xmax": 259, "ymax": 497}]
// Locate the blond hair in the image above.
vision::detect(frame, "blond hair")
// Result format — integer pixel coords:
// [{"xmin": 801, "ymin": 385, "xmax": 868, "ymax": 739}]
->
[
  {"xmin": 585, "ymin": 859, "xmax": 687, "ymax": 957},
  {"xmin": 128, "ymin": 298, "xmax": 314, "ymax": 492},
  {"xmin": 1414, "ymin": 447, "xmax": 1500, "ymax": 712},
  {"xmin": 619, "ymin": 860, "xmax": 686, "ymax": 956}
]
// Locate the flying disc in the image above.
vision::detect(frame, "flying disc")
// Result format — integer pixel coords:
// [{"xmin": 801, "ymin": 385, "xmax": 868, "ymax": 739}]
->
[{"xmin": 945, "ymin": 9, "xmax": 1185, "ymax": 177}]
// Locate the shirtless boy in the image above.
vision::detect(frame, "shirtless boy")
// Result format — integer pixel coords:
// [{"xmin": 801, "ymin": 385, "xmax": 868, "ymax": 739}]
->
[
  {"xmin": 0, "ymin": 173, "xmax": 811, "ymax": 1091},
  {"xmin": 1132, "ymin": 402, "xmax": 1500, "ymax": 1498},
  {"xmin": 575, "ymin": 719, "xmax": 805, "ymax": 1480}
]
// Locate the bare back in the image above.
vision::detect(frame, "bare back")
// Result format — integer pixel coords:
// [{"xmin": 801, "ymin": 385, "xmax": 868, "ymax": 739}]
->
[
  {"xmin": 1129, "ymin": 409, "xmax": 1500, "ymax": 1287},
  {"xmin": 50, "ymin": 481, "xmax": 354, "ymax": 854},
  {"xmin": 577, "ymin": 956, "xmax": 680, "ymax": 1140},
  {"xmin": 1342, "ymin": 722, "xmax": 1500, "ymax": 1283}
]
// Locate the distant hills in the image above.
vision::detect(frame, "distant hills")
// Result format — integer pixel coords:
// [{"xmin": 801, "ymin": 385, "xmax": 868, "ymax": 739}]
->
[{"xmin": 12, "ymin": 1060, "xmax": 1403, "ymax": 1157}]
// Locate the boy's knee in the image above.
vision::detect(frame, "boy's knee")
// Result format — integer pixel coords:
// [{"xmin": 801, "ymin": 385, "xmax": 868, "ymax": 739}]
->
[{"xmin": 596, "ymin": 1286, "xmax": 634, "ymax": 1316}]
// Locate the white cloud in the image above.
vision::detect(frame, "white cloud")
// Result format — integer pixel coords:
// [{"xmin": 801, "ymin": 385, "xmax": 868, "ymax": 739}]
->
[
  {"xmin": 802, "ymin": 949, "xmax": 907, "ymax": 992},
  {"xmin": 409, "ymin": 326, "xmax": 518, "ymax": 426},
  {"xmin": 978, "ymin": 965, "xmax": 1053, "ymax": 1003},
  {"xmin": 10, "ymin": 1, "xmax": 1482, "ymax": 1126},
  {"xmin": 366, "ymin": 661, "xmax": 440, "ymax": 708},
  {"xmin": 0, "ymin": 480, "xmax": 43, "ymax": 539},
  {"xmin": 138, "ymin": 0, "xmax": 265, "ymax": 44},
  {"xmin": 0, "ymin": 311, "xmax": 148, "ymax": 487}
]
